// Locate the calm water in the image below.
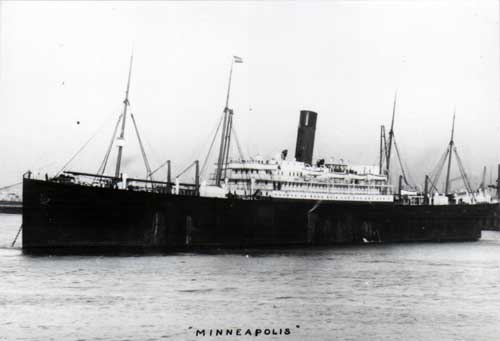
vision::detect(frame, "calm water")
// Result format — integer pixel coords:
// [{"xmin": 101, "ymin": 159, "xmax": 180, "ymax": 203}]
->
[{"xmin": 1, "ymin": 213, "xmax": 500, "ymax": 341}]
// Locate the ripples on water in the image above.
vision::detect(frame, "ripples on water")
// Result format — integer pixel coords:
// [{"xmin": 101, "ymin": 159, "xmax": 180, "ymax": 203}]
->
[{"xmin": 1, "ymin": 213, "xmax": 499, "ymax": 340}]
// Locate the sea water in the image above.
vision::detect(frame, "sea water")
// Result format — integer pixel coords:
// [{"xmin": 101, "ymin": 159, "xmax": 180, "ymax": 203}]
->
[{"xmin": 0, "ymin": 213, "xmax": 499, "ymax": 340}]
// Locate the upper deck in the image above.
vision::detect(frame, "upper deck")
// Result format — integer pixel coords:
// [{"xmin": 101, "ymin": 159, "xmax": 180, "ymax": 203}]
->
[{"xmin": 204, "ymin": 157, "xmax": 394, "ymax": 202}]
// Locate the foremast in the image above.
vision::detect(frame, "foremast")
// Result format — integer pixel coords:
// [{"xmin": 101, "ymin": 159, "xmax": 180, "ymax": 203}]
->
[{"xmin": 115, "ymin": 54, "xmax": 134, "ymax": 178}]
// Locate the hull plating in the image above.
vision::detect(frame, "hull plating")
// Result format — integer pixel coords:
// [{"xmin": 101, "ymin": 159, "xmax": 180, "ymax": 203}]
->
[{"xmin": 22, "ymin": 179, "xmax": 493, "ymax": 253}]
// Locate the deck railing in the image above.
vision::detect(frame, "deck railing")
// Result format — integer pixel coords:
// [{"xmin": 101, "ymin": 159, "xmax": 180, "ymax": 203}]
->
[{"xmin": 24, "ymin": 170, "xmax": 200, "ymax": 196}]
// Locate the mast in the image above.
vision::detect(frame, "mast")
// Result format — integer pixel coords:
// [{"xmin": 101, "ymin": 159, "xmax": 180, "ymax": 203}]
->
[
  {"xmin": 444, "ymin": 111, "xmax": 455, "ymax": 195},
  {"xmin": 216, "ymin": 56, "xmax": 242, "ymax": 186},
  {"xmin": 114, "ymin": 53, "xmax": 134, "ymax": 178},
  {"xmin": 222, "ymin": 109, "xmax": 234, "ymax": 180},
  {"xmin": 424, "ymin": 175, "xmax": 429, "ymax": 204},
  {"xmin": 385, "ymin": 92, "xmax": 397, "ymax": 178},
  {"xmin": 216, "ymin": 109, "xmax": 229, "ymax": 186},
  {"xmin": 379, "ymin": 125, "xmax": 386, "ymax": 175},
  {"xmin": 224, "ymin": 61, "xmax": 234, "ymax": 111},
  {"xmin": 481, "ymin": 165, "xmax": 487, "ymax": 191}
]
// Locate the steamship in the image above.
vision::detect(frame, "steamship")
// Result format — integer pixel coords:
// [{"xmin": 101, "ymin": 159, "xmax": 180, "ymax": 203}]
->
[{"xmin": 21, "ymin": 57, "xmax": 499, "ymax": 253}]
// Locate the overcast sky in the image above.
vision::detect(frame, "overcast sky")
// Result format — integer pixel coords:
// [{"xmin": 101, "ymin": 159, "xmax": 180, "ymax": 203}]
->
[{"xmin": 0, "ymin": 1, "xmax": 498, "ymax": 190}]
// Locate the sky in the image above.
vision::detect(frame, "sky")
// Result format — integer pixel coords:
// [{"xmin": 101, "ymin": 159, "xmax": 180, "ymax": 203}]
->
[{"xmin": 0, "ymin": 0, "xmax": 499, "ymax": 191}]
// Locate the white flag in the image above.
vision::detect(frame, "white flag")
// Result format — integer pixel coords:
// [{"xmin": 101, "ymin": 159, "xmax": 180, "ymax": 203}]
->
[{"xmin": 233, "ymin": 56, "xmax": 243, "ymax": 63}]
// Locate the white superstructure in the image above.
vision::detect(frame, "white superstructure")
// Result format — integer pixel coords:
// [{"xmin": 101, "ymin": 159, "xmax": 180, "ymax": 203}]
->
[{"xmin": 201, "ymin": 157, "xmax": 394, "ymax": 202}]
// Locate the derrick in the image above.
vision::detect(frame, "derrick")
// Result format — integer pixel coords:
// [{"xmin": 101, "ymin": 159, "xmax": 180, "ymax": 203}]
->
[{"xmin": 427, "ymin": 112, "xmax": 476, "ymax": 202}]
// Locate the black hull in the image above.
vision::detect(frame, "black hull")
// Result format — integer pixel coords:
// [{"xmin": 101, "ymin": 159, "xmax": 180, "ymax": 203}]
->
[
  {"xmin": 481, "ymin": 205, "xmax": 500, "ymax": 230},
  {"xmin": 22, "ymin": 179, "xmax": 495, "ymax": 253}
]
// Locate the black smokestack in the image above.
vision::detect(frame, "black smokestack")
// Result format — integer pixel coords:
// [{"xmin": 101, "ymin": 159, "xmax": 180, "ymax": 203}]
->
[{"xmin": 295, "ymin": 110, "xmax": 317, "ymax": 165}]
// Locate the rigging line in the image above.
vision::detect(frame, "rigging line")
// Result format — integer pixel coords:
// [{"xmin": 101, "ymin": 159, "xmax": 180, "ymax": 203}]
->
[
  {"xmin": 392, "ymin": 137, "xmax": 407, "ymax": 184},
  {"xmin": 379, "ymin": 126, "xmax": 385, "ymax": 174},
  {"xmin": 385, "ymin": 91, "xmax": 398, "ymax": 175},
  {"xmin": 231, "ymin": 124, "xmax": 245, "ymax": 160},
  {"xmin": 216, "ymin": 109, "xmax": 229, "ymax": 185},
  {"xmin": 141, "ymin": 134, "xmax": 161, "ymax": 168},
  {"xmin": 453, "ymin": 147, "xmax": 476, "ymax": 200},
  {"xmin": 175, "ymin": 161, "xmax": 195, "ymax": 179},
  {"xmin": 405, "ymin": 159, "xmax": 417, "ymax": 188},
  {"xmin": 393, "ymin": 138, "xmax": 416, "ymax": 187},
  {"xmin": 382, "ymin": 129, "xmax": 389, "ymax": 168},
  {"xmin": 97, "ymin": 114, "xmax": 123, "ymax": 175},
  {"xmin": 222, "ymin": 112, "xmax": 235, "ymax": 180},
  {"xmin": 429, "ymin": 148, "xmax": 448, "ymax": 178},
  {"xmin": 149, "ymin": 160, "xmax": 170, "ymax": 177},
  {"xmin": 180, "ymin": 111, "xmax": 225, "ymax": 178},
  {"xmin": 392, "ymin": 137, "xmax": 411, "ymax": 187},
  {"xmin": 479, "ymin": 166, "xmax": 487, "ymax": 191},
  {"xmin": 402, "ymin": 154, "xmax": 417, "ymax": 189},
  {"xmin": 455, "ymin": 158, "xmax": 474, "ymax": 198},
  {"xmin": 0, "ymin": 182, "xmax": 22, "ymax": 191},
  {"xmin": 114, "ymin": 54, "xmax": 134, "ymax": 179},
  {"xmin": 456, "ymin": 162, "xmax": 472, "ymax": 194},
  {"xmin": 200, "ymin": 113, "xmax": 225, "ymax": 177},
  {"xmin": 137, "ymin": 118, "xmax": 162, "ymax": 168},
  {"xmin": 130, "ymin": 113, "xmax": 153, "ymax": 179},
  {"xmin": 219, "ymin": 110, "xmax": 232, "ymax": 183},
  {"xmin": 430, "ymin": 147, "xmax": 450, "ymax": 189},
  {"xmin": 434, "ymin": 150, "xmax": 449, "ymax": 183},
  {"xmin": 454, "ymin": 155, "xmax": 468, "ymax": 193},
  {"xmin": 11, "ymin": 224, "xmax": 23, "ymax": 248},
  {"xmin": 429, "ymin": 148, "xmax": 449, "ymax": 180},
  {"xmin": 427, "ymin": 175, "xmax": 440, "ymax": 194},
  {"xmin": 56, "ymin": 121, "xmax": 111, "ymax": 177},
  {"xmin": 222, "ymin": 113, "xmax": 232, "ymax": 179},
  {"xmin": 432, "ymin": 159, "xmax": 447, "ymax": 191}
]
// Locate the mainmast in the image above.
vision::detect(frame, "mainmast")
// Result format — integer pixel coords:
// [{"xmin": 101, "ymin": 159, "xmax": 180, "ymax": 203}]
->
[
  {"xmin": 480, "ymin": 165, "xmax": 487, "ymax": 191},
  {"xmin": 379, "ymin": 125, "xmax": 386, "ymax": 175},
  {"xmin": 444, "ymin": 111, "xmax": 455, "ymax": 195},
  {"xmin": 385, "ymin": 92, "xmax": 397, "ymax": 178},
  {"xmin": 114, "ymin": 54, "xmax": 134, "ymax": 178},
  {"xmin": 215, "ymin": 56, "xmax": 243, "ymax": 186}
]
